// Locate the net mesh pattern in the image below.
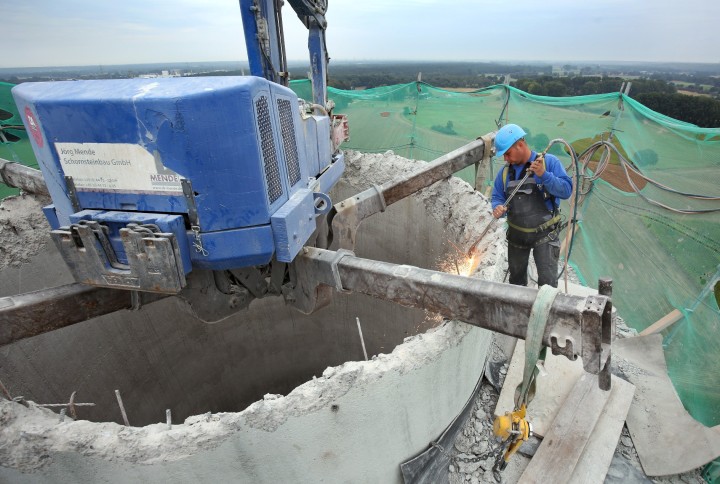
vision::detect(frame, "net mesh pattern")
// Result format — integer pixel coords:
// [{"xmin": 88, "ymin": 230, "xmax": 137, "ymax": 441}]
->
[{"xmin": 289, "ymin": 79, "xmax": 720, "ymax": 427}]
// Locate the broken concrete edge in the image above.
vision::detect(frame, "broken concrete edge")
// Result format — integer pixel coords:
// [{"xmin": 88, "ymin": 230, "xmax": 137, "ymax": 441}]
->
[
  {"xmin": 0, "ymin": 150, "xmax": 506, "ymax": 473},
  {"xmin": 0, "ymin": 319, "xmax": 478, "ymax": 470}
]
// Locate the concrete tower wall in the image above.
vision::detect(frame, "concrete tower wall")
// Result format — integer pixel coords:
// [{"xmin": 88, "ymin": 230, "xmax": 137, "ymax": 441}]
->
[{"xmin": 0, "ymin": 151, "xmax": 496, "ymax": 482}]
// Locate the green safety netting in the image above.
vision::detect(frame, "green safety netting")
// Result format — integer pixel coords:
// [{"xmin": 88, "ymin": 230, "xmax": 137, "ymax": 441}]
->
[
  {"xmin": 0, "ymin": 81, "xmax": 38, "ymax": 199},
  {"xmin": 290, "ymin": 79, "xmax": 720, "ymax": 427}
]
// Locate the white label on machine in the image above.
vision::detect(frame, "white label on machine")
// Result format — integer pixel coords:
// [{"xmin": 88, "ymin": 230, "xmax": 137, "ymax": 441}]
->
[{"xmin": 54, "ymin": 142, "xmax": 183, "ymax": 194}]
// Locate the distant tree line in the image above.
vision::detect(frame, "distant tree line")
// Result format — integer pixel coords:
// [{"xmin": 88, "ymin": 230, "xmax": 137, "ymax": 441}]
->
[
  {"xmin": 327, "ymin": 73, "xmax": 503, "ymax": 90},
  {"xmin": 510, "ymin": 76, "xmax": 719, "ymax": 127},
  {"xmin": 511, "ymin": 76, "xmax": 675, "ymax": 97},
  {"xmin": 3, "ymin": 61, "xmax": 719, "ymax": 127},
  {"xmin": 313, "ymin": 61, "xmax": 547, "ymax": 90},
  {"xmin": 634, "ymin": 93, "xmax": 720, "ymax": 127},
  {"xmin": 649, "ymin": 72, "xmax": 720, "ymax": 97}
]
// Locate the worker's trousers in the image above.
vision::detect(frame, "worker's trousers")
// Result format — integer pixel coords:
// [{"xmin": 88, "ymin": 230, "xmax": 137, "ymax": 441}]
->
[{"xmin": 507, "ymin": 239, "xmax": 560, "ymax": 288}]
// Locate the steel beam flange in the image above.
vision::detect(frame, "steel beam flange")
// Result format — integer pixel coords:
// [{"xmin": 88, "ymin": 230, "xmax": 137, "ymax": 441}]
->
[
  {"xmin": 329, "ymin": 249, "xmax": 355, "ymax": 293},
  {"xmin": 581, "ymin": 294, "xmax": 612, "ymax": 390},
  {"xmin": 371, "ymin": 184, "xmax": 387, "ymax": 212},
  {"xmin": 331, "ymin": 185, "xmax": 387, "ymax": 251}
]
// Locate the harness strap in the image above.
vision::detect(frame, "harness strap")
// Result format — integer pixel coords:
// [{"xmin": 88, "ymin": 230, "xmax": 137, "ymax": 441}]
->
[
  {"xmin": 503, "ymin": 155, "xmax": 557, "ymax": 209},
  {"xmin": 507, "ymin": 214, "xmax": 562, "ymax": 233},
  {"xmin": 502, "ymin": 156, "xmax": 546, "ymax": 188},
  {"xmin": 515, "ymin": 285, "xmax": 560, "ymax": 409},
  {"xmin": 507, "ymin": 221, "xmax": 568, "ymax": 250}
]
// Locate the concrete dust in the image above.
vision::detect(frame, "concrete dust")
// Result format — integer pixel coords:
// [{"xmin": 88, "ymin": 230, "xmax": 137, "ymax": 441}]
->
[{"xmin": 0, "ymin": 193, "xmax": 51, "ymax": 271}]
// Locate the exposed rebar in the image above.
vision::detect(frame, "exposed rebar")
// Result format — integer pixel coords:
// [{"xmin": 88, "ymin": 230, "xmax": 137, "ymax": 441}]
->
[{"xmin": 115, "ymin": 390, "xmax": 130, "ymax": 426}]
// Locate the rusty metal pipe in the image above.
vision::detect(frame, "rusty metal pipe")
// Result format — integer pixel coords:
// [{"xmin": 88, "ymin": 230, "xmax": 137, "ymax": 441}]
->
[
  {"xmin": 291, "ymin": 247, "xmax": 612, "ymax": 388},
  {"xmin": 0, "ymin": 158, "xmax": 49, "ymax": 196},
  {"xmin": 331, "ymin": 138, "xmax": 489, "ymax": 250},
  {"xmin": 380, "ymin": 138, "xmax": 487, "ymax": 205},
  {"xmin": 0, "ymin": 283, "xmax": 166, "ymax": 346}
]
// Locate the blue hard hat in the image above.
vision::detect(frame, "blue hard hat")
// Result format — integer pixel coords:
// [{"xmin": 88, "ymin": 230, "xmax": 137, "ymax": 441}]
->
[{"xmin": 494, "ymin": 124, "xmax": 527, "ymax": 157}]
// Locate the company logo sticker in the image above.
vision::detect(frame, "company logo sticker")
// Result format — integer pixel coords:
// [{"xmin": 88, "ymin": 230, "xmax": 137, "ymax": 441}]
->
[{"xmin": 24, "ymin": 107, "xmax": 43, "ymax": 148}]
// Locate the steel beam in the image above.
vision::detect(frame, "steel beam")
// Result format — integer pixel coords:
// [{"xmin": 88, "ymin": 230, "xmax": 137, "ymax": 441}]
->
[
  {"xmin": 0, "ymin": 158, "xmax": 49, "ymax": 196},
  {"xmin": 0, "ymin": 284, "xmax": 165, "ymax": 346},
  {"xmin": 290, "ymin": 247, "xmax": 612, "ymax": 389},
  {"xmin": 382, "ymin": 138, "xmax": 488, "ymax": 205},
  {"xmin": 331, "ymin": 137, "xmax": 489, "ymax": 250}
]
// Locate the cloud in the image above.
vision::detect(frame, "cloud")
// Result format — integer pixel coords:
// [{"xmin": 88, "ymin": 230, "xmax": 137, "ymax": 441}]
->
[
  {"xmin": 3, "ymin": 0, "xmax": 245, "ymax": 66},
  {"xmin": 2, "ymin": 0, "xmax": 719, "ymax": 67}
]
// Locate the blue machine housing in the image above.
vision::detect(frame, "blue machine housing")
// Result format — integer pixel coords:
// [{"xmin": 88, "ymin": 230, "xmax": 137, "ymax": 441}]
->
[{"xmin": 12, "ymin": 76, "xmax": 344, "ymax": 291}]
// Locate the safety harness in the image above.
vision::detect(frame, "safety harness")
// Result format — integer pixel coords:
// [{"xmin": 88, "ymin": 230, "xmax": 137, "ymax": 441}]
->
[{"xmin": 502, "ymin": 157, "xmax": 565, "ymax": 249}]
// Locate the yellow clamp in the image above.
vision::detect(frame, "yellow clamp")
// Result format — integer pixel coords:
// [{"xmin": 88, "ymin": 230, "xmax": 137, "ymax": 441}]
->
[{"xmin": 492, "ymin": 403, "xmax": 532, "ymax": 470}]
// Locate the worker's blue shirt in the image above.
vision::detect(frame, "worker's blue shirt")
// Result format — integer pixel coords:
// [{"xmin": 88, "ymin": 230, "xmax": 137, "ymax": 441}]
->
[{"xmin": 491, "ymin": 151, "xmax": 573, "ymax": 214}]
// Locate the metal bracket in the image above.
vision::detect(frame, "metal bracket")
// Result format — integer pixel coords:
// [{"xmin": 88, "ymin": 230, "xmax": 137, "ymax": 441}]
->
[
  {"xmin": 312, "ymin": 192, "xmax": 332, "ymax": 215},
  {"xmin": 180, "ymin": 178, "xmax": 200, "ymax": 226},
  {"xmin": 371, "ymin": 184, "xmax": 387, "ymax": 212},
  {"xmin": 181, "ymin": 179, "xmax": 208, "ymax": 257},
  {"xmin": 329, "ymin": 249, "xmax": 354, "ymax": 293},
  {"xmin": 230, "ymin": 267, "xmax": 269, "ymax": 299},
  {"xmin": 51, "ymin": 221, "xmax": 187, "ymax": 294},
  {"xmin": 581, "ymin": 294, "xmax": 612, "ymax": 390},
  {"xmin": 268, "ymin": 260, "xmax": 287, "ymax": 295},
  {"xmin": 330, "ymin": 187, "xmax": 387, "ymax": 251},
  {"xmin": 176, "ymin": 270, "xmax": 253, "ymax": 323}
]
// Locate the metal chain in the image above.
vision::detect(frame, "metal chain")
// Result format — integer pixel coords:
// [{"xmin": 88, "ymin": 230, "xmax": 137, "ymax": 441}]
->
[{"xmin": 192, "ymin": 225, "xmax": 208, "ymax": 256}]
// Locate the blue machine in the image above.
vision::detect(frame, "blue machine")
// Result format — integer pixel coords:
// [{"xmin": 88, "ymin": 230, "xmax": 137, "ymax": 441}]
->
[{"xmin": 11, "ymin": 0, "xmax": 346, "ymax": 295}]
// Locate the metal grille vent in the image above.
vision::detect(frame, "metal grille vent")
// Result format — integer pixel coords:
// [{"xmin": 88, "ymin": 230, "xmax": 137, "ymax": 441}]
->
[
  {"xmin": 277, "ymin": 98, "xmax": 301, "ymax": 186},
  {"xmin": 255, "ymin": 96, "xmax": 283, "ymax": 204}
]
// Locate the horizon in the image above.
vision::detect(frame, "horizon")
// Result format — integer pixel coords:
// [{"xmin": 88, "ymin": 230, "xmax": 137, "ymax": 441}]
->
[{"xmin": 3, "ymin": 58, "xmax": 720, "ymax": 73}]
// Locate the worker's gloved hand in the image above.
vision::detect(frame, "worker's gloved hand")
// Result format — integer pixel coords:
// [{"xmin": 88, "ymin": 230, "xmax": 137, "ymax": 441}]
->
[
  {"xmin": 529, "ymin": 155, "xmax": 545, "ymax": 177},
  {"xmin": 492, "ymin": 205, "xmax": 507, "ymax": 219}
]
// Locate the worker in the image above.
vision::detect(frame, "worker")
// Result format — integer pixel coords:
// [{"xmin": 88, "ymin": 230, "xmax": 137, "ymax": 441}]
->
[{"xmin": 490, "ymin": 124, "xmax": 572, "ymax": 288}]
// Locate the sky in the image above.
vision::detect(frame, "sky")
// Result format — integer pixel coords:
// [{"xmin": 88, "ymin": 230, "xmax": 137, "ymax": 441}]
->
[{"xmin": 2, "ymin": 0, "xmax": 719, "ymax": 68}]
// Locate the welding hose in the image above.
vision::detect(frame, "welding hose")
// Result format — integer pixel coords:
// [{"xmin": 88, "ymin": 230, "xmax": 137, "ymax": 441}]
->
[
  {"xmin": 530, "ymin": 134, "xmax": 719, "ymax": 288},
  {"xmin": 533, "ymin": 139, "xmax": 581, "ymax": 282},
  {"xmin": 577, "ymin": 140, "xmax": 720, "ymax": 214}
]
